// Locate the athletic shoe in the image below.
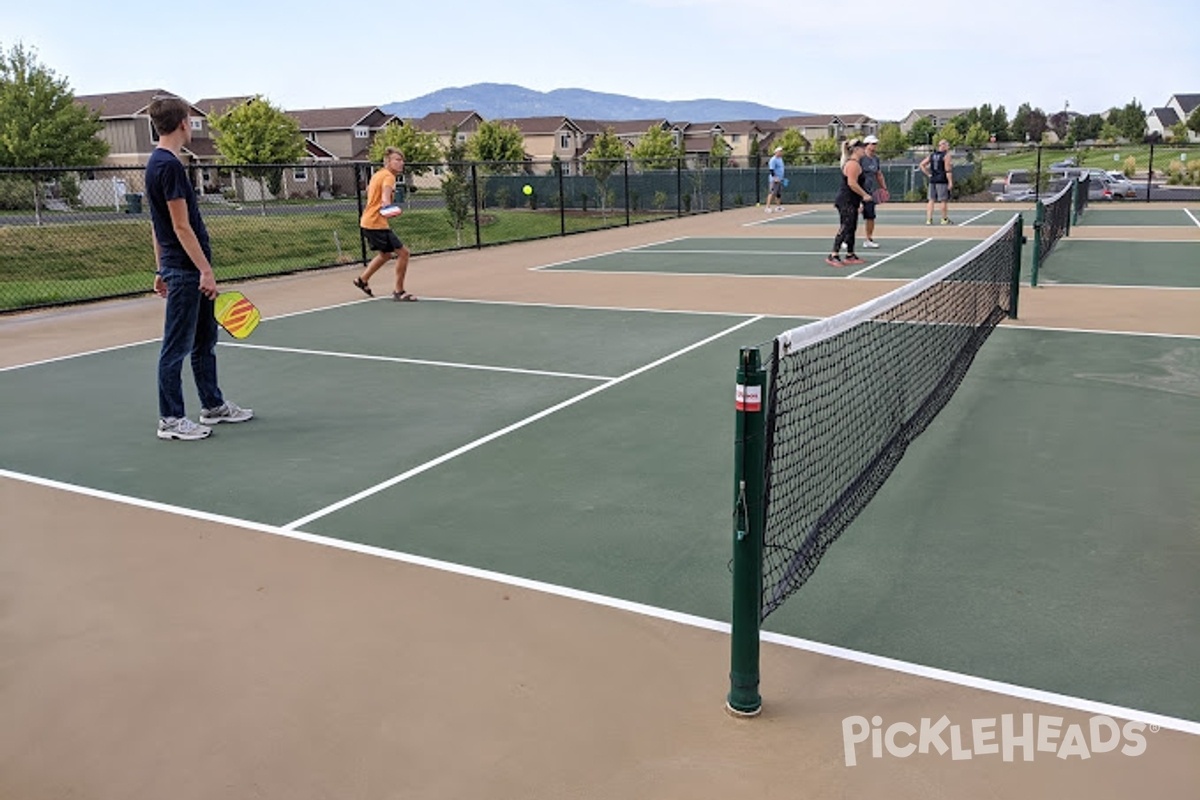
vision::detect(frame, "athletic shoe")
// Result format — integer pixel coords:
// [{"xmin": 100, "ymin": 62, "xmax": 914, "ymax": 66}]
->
[
  {"xmin": 157, "ymin": 417, "xmax": 211, "ymax": 441},
  {"xmin": 765, "ymin": 207, "xmax": 773, "ymax": 214},
  {"xmin": 776, "ymin": 206, "xmax": 785, "ymax": 212},
  {"xmin": 199, "ymin": 401, "xmax": 254, "ymax": 425},
  {"xmin": 825, "ymin": 255, "xmax": 844, "ymax": 267},
  {"xmin": 941, "ymin": 218, "xmax": 952, "ymax": 225},
  {"xmin": 925, "ymin": 219, "xmax": 933, "ymax": 225},
  {"xmin": 862, "ymin": 240, "xmax": 880, "ymax": 248},
  {"xmin": 844, "ymin": 255, "xmax": 866, "ymax": 265}
]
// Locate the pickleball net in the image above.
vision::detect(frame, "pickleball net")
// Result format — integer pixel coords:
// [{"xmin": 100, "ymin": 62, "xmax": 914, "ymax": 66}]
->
[
  {"xmin": 1031, "ymin": 179, "xmax": 1078, "ymax": 286},
  {"xmin": 729, "ymin": 212, "xmax": 1024, "ymax": 714}
]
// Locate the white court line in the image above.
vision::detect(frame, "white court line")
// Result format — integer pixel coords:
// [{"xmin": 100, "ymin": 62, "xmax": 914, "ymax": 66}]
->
[
  {"xmin": 2, "ymin": 467, "xmax": 1197, "ymax": 736},
  {"xmin": 0, "ymin": 338, "xmax": 159, "ymax": 373},
  {"xmin": 221, "ymin": 342, "xmax": 612, "ymax": 381},
  {"xmin": 845, "ymin": 238, "xmax": 934, "ymax": 278},
  {"xmin": 527, "ymin": 237, "xmax": 689, "ymax": 271},
  {"xmin": 514, "ymin": 269, "xmax": 906, "ymax": 282},
  {"xmin": 282, "ymin": 315, "xmax": 765, "ymax": 530},
  {"xmin": 584, "ymin": 249, "xmax": 832, "ymax": 257},
  {"xmin": 958, "ymin": 209, "xmax": 997, "ymax": 226},
  {"xmin": 743, "ymin": 208, "xmax": 818, "ymax": 227},
  {"xmin": 1185, "ymin": 208, "xmax": 1200, "ymax": 227}
]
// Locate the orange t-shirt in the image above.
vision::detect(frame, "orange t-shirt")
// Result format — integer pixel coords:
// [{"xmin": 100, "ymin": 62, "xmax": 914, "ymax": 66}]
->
[{"xmin": 359, "ymin": 167, "xmax": 396, "ymax": 229}]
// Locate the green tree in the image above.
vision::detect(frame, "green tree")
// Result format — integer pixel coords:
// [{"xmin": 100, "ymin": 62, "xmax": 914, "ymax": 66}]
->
[
  {"xmin": 1009, "ymin": 103, "xmax": 1048, "ymax": 143},
  {"xmin": 991, "ymin": 105, "xmax": 1010, "ymax": 142},
  {"xmin": 907, "ymin": 116, "xmax": 937, "ymax": 147},
  {"xmin": 1069, "ymin": 114, "xmax": 1103, "ymax": 143},
  {"xmin": 964, "ymin": 122, "xmax": 990, "ymax": 148},
  {"xmin": 370, "ymin": 120, "xmax": 441, "ymax": 189},
  {"xmin": 775, "ymin": 128, "xmax": 809, "ymax": 162},
  {"xmin": 441, "ymin": 126, "xmax": 473, "ymax": 246},
  {"xmin": 1188, "ymin": 106, "xmax": 1200, "ymax": 139},
  {"xmin": 875, "ymin": 123, "xmax": 906, "ymax": 160},
  {"xmin": 584, "ymin": 127, "xmax": 625, "ymax": 219},
  {"xmin": 0, "ymin": 42, "xmax": 108, "ymax": 222},
  {"xmin": 939, "ymin": 121, "xmax": 964, "ymax": 147},
  {"xmin": 631, "ymin": 125, "xmax": 679, "ymax": 170},
  {"xmin": 466, "ymin": 119, "xmax": 525, "ymax": 206},
  {"xmin": 210, "ymin": 95, "xmax": 306, "ymax": 211},
  {"xmin": 1169, "ymin": 120, "xmax": 1189, "ymax": 142},
  {"xmin": 370, "ymin": 120, "xmax": 440, "ymax": 199},
  {"xmin": 1111, "ymin": 99, "xmax": 1147, "ymax": 141},
  {"xmin": 466, "ymin": 119, "xmax": 525, "ymax": 172},
  {"xmin": 809, "ymin": 136, "xmax": 840, "ymax": 165}
]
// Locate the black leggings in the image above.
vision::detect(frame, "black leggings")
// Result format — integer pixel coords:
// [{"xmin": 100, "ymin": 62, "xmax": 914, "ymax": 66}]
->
[{"xmin": 833, "ymin": 202, "xmax": 860, "ymax": 254}]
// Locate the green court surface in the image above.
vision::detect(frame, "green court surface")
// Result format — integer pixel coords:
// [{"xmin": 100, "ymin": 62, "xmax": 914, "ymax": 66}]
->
[
  {"xmin": 1035, "ymin": 240, "xmax": 1200, "ymax": 287},
  {"xmin": 754, "ymin": 206, "xmax": 1021, "ymax": 227},
  {"xmin": 535, "ymin": 237, "xmax": 985, "ymax": 281},
  {"xmin": 2, "ymin": 300, "xmax": 1198, "ymax": 725},
  {"xmin": 1076, "ymin": 206, "xmax": 1200, "ymax": 227}
]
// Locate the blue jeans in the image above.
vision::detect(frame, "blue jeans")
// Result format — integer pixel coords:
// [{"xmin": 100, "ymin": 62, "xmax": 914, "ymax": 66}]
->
[{"xmin": 157, "ymin": 267, "xmax": 223, "ymax": 419}]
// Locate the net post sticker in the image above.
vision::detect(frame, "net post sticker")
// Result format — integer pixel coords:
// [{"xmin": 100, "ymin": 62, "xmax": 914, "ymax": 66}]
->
[{"xmin": 736, "ymin": 384, "xmax": 762, "ymax": 412}]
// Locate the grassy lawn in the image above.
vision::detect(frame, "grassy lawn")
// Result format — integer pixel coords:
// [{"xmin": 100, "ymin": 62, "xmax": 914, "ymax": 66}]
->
[
  {"xmin": 0, "ymin": 205, "xmax": 681, "ymax": 311},
  {"xmin": 975, "ymin": 143, "xmax": 1199, "ymax": 178}
]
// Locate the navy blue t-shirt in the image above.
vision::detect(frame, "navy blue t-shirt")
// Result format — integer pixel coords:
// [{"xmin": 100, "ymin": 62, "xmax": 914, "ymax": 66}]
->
[{"xmin": 145, "ymin": 148, "xmax": 210, "ymax": 270}]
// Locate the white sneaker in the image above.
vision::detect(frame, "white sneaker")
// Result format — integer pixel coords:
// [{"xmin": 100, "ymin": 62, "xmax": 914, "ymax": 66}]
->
[
  {"xmin": 862, "ymin": 240, "xmax": 880, "ymax": 248},
  {"xmin": 200, "ymin": 401, "xmax": 254, "ymax": 425},
  {"xmin": 157, "ymin": 417, "xmax": 212, "ymax": 441},
  {"xmin": 765, "ymin": 207, "xmax": 773, "ymax": 214},
  {"xmin": 776, "ymin": 206, "xmax": 785, "ymax": 212}
]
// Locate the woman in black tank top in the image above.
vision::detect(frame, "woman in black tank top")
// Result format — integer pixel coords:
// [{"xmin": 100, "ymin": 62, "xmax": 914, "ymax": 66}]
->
[{"xmin": 827, "ymin": 139, "xmax": 873, "ymax": 267}]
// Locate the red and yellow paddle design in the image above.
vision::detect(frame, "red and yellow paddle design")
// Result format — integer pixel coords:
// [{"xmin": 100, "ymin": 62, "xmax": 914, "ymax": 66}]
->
[{"xmin": 213, "ymin": 291, "xmax": 261, "ymax": 339}]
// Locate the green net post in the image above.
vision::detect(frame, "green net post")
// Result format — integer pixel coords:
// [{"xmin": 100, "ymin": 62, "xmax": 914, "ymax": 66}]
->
[
  {"xmin": 1030, "ymin": 200, "xmax": 1045, "ymax": 288},
  {"xmin": 1010, "ymin": 214, "xmax": 1025, "ymax": 318},
  {"xmin": 728, "ymin": 346, "xmax": 766, "ymax": 717},
  {"xmin": 1068, "ymin": 179, "xmax": 1077, "ymax": 232}
]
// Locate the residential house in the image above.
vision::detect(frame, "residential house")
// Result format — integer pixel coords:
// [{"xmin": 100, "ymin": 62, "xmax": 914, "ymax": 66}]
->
[
  {"xmin": 75, "ymin": 89, "xmax": 208, "ymax": 169},
  {"xmin": 777, "ymin": 114, "xmax": 842, "ymax": 144},
  {"xmin": 409, "ymin": 110, "xmax": 484, "ymax": 153},
  {"xmin": 287, "ymin": 105, "xmax": 399, "ymax": 196},
  {"xmin": 898, "ymin": 107, "xmax": 970, "ymax": 136},
  {"xmin": 497, "ymin": 117, "xmax": 586, "ymax": 173},
  {"xmin": 1146, "ymin": 94, "xmax": 1200, "ymax": 142},
  {"xmin": 288, "ymin": 106, "xmax": 399, "ymax": 161}
]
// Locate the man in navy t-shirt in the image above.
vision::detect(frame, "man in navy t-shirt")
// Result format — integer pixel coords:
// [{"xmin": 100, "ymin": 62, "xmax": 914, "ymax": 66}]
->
[{"xmin": 145, "ymin": 95, "xmax": 253, "ymax": 440}]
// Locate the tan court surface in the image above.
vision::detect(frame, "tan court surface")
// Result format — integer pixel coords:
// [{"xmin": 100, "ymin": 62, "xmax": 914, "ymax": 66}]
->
[{"xmin": 2, "ymin": 205, "xmax": 1198, "ymax": 799}]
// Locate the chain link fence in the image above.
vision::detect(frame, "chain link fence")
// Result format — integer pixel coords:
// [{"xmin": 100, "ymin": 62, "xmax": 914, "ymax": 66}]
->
[{"xmin": 6, "ymin": 143, "xmax": 1194, "ymax": 313}]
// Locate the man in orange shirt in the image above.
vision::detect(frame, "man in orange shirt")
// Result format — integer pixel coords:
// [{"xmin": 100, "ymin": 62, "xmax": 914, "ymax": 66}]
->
[{"xmin": 354, "ymin": 147, "xmax": 417, "ymax": 301}]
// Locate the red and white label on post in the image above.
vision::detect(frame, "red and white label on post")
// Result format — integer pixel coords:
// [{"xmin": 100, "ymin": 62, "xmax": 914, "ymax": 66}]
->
[{"xmin": 735, "ymin": 384, "xmax": 761, "ymax": 412}]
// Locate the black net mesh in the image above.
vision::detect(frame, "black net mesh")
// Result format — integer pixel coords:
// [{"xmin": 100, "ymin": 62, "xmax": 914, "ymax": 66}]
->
[
  {"xmin": 758, "ymin": 215, "xmax": 1020, "ymax": 620},
  {"xmin": 1074, "ymin": 175, "xmax": 1090, "ymax": 220},
  {"xmin": 1038, "ymin": 181, "xmax": 1074, "ymax": 264}
]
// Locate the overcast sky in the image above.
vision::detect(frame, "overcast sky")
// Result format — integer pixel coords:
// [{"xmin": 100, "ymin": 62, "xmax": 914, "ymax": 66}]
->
[{"xmin": 5, "ymin": 0, "xmax": 1196, "ymax": 120}]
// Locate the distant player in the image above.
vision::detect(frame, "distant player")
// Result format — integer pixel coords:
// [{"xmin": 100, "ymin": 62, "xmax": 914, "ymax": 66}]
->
[
  {"xmin": 765, "ymin": 146, "xmax": 785, "ymax": 212},
  {"xmin": 920, "ymin": 139, "xmax": 953, "ymax": 225}
]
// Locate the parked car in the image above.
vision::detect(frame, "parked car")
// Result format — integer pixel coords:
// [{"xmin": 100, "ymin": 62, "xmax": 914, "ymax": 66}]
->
[
  {"xmin": 1004, "ymin": 169, "xmax": 1032, "ymax": 193},
  {"xmin": 1105, "ymin": 171, "xmax": 1137, "ymax": 198},
  {"xmin": 1050, "ymin": 158, "xmax": 1078, "ymax": 170},
  {"xmin": 1087, "ymin": 176, "xmax": 1114, "ymax": 201}
]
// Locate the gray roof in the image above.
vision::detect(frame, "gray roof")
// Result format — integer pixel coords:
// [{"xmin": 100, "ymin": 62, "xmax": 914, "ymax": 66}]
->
[{"xmin": 76, "ymin": 89, "xmax": 196, "ymax": 119}]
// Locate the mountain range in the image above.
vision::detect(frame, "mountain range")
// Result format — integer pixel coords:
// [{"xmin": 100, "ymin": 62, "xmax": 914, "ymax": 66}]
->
[{"xmin": 382, "ymin": 83, "xmax": 808, "ymax": 123}]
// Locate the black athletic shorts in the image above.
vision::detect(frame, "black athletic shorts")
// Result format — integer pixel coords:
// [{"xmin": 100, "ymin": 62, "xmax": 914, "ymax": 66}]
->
[{"xmin": 361, "ymin": 227, "xmax": 404, "ymax": 253}]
